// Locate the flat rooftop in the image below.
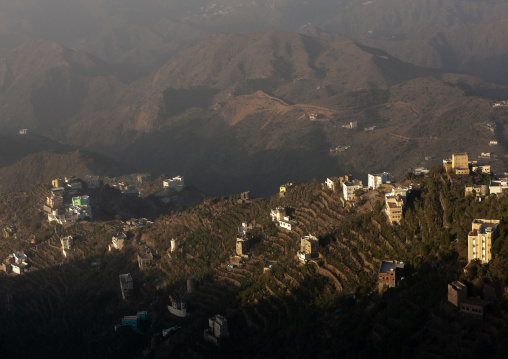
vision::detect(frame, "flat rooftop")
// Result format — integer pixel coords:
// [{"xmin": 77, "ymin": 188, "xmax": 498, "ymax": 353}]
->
[{"xmin": 379, "ymin": 260, "xmax": 404, "ymax": 274}]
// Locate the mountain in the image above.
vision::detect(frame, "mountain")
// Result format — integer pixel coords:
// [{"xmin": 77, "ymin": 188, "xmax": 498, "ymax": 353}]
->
[
  {"xmin": 310, "ymin": 0, "xmax": 508, "ymax": 85},
  {"xmin": 1, "ymin": 31, "xmax": 508, "ymax": 196},
  {"xmin": 0, "ymin": 39, "xmax": 123, "ymax": 132}
]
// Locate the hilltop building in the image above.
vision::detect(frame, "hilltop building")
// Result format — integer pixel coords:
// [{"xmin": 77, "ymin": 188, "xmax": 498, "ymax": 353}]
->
[
  {"xmin": 19, "ymin": 129, "xmax": 28, "ymax": 135},
  {"xmin": 468, "ymin": 219, "xmax": 500, "ymax": 264},
  {"xmin": 61, "ymin": 236, "xmax": 74, "ymax": 257},
  {"xmin": 444, "ymin": 153, "xmax": 470, "ymax": 174},
  {"xmin": 163, "ymin": 176, "xmax": 184, "ymax": 192},
  {"xmin": 378, "ymin": 260, "xmax": 405, "ymax": 289},
  {"xmin": 238, "ymin": 191, "xmax": 252, "ymax": 203},
  {"xmin": 342, "ymin": 179, "xmax": 363, "ymax": 201},
  {"xmin": 298, "ymin": 234, "xmax": 319, "ymax": 263},
  {"xmin": 368, "ymin": 172, "xmax": 390, "ymax": 189},
  {"xmin": 204, "ymin": 315, "xmax": 228, "ymax": 346},
  {"xmin": 119, "ymin": 273, "xmax": 133, "ymax": 300}
]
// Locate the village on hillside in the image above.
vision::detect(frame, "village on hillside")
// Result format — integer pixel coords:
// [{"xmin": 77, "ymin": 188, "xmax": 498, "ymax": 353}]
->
[{"xmin": 1, "ymin": 150, "xmax": 508, "ymax": 357}]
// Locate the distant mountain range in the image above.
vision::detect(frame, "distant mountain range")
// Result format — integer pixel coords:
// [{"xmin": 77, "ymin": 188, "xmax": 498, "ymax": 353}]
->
[{"xmin": 1, "ymin": 1, "xmax": 508, "ymax": 195}]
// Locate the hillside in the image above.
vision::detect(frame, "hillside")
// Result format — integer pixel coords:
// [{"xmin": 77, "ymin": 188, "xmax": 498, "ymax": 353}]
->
[
  {"xmin": 0, "ymin": 134, "xmax": 128, "ymax": 193},
  {"xmin": 1, "ymin": 169, "xmax": 508, "ymax": 357}
]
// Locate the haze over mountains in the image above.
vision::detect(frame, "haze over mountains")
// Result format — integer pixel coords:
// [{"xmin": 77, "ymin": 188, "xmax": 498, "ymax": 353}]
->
[{"xmin": 1, "ymin": 0, "xmax": 508, "ymax": 195}]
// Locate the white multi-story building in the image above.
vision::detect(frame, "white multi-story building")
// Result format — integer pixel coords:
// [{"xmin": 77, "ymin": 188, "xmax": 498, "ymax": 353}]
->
[
  {"xmin": 343, "ymin": 180, "xmax": 363, "ymax": 201},
  {"xmin": 368, "ymin": 172, "xmax": 390, "ymax": 189}
]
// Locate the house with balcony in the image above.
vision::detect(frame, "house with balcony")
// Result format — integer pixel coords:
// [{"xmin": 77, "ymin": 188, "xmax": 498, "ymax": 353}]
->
[{"xmin": 468, "ymin": 219, "xmax": 500, "ymax": 264}]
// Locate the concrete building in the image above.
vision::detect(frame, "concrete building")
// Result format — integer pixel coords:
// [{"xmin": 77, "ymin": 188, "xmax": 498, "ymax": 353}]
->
[
  {"xmin": 384, "ymin": 187, "xmax": 408, "ymax": 225},
  {"xmin": 19, "ymin": 129, "xmax": 28, "ymax": 135},
  {"xmin": 236, "ymin": 234, "xmax": 250, "ymax": 256},
  {"xmin": 468, "ymin": 219, "xmax": 500, "ymax": 264},
  {"xmin": 72, "ymin": 195, "xmax": 90, "ymax": 207},
  {"xmin": 8, "ymin": 251, "xmax": 29, "ymax": 274},
  {"xmin": 121, "ymin": 311, "xmax": 147, "ymax": 331},
  {"xmin": 270, "ymin": 207, "xmax": 286, "ymax": 222},
  {"xmin": 238, "ymin": 222, "xmax": 253, "ymax": 237},
  {"xmin": 204, "ymin": 315, "xmax": 228, "ymax": 346},
  {"xmin": 368, "ymin": 172, "xmax": 390, "ymax": 190},
  {"xmin": 46, "ymin": 193, "xmax": 63, "ymax": 209},
  {"xmin": 343, "ymin": 179, "xmax": 363, "ymax": 201},
  {"xmin": 119, "ymin": 273, "xmax": 133, "ymax": 300},
  {"xmin": 171, "ymin": 238, "xmax": 179, "ymax": 253},
  {"xmin": 238, "ymin": 191, "xmax": 252, "ymax": 203},
  {"xmin": 279, "ymin": 183, "xmax": 293, "ymax": 193},
  {"xmin": 168, "ymin": 293, "xmax": 188, "ymax": 317},
  {"xmin": 52, "ymin": 179, "xmax": 65, "ymax": 188},
  {"xmin": 61, "ymin": 236, "xmax": 74, "ymax": 257},
  {"xmin": 85, "ymin": 175, "xmax": 100, "ymax": 189},
  {"xmin": 298, "ymin": 234, "xmax": 319, "ymax": 263},
  {"xmin": 489, "ymin": 180, "xmax": 508, "ymax": 196},
  {"xmin": 163, "ymin": 176, "xmax": 184, "ymax": 192},
  {"xmin": 378, "ymin": 260, "xmax": 405, "ymax": 289},
  {"xmin": 460, "ymin": 297, "xmax": 489, "ymax": 319},
  {"xmin": 465, "ymin": 185, "xmax": 489, "ymax": 199},
  {"xmin": 138, "ymin": 251, "xmax": 154, "ymax": 270},
  {"xmin": 448, "ymin": 281, "xmax": 467, "ymax": 307},
  {"xmin": 325, "ymin": 177, "xmax": 341, "ymax": 191},
  {"xmin": 109, "ymin": 233, "xmax": 127, "ymax": 251},
  {"xmin": 452, "ymin": 153, "xmax": 470, "ymax": 174},
  {"xmin": 471, "ymin": 164, "xmax": 491, "ymax": 174}
]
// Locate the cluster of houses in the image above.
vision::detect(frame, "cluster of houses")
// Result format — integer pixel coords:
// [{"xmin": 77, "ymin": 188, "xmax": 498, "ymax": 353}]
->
[
  {"xmin": 1, "ymin": 251, "xmax": 29, "ymax": 274},
  {"xmin": 45, "ymin": 177, "xmax": 95, "ymax": 225},
  {"xmin": 443, "ymin": 153, "xmax": 491, "ymax": 176},
  {"xmin": 270, "ymin": 207, "xmax": 297, "ymax": 231}
]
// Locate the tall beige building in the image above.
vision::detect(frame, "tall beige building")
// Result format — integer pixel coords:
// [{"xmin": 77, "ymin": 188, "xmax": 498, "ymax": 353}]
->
[
  {"xmin": 468, "ymin": 219, "xmax": 500, "ymax": 264},
  {"xmin": 452, "ymin": 153, "xmax": 469, "ymax": 175}
]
